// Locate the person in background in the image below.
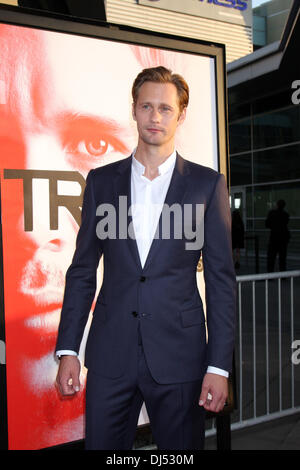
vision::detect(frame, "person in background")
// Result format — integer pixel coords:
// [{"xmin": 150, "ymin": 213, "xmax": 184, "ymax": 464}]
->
[
  {"xmin": 266, "ymin": 200, "xmax": 290, "ymax": 272},
  {"xmin": 232, "ymin": 209, "xmax": 245, "ymax": 270}
]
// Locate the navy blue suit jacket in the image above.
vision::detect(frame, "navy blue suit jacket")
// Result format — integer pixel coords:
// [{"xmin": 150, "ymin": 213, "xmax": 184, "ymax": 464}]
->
[{"xmin": 56, "ymin": 153, "xmax": 236, "ymax": 384}]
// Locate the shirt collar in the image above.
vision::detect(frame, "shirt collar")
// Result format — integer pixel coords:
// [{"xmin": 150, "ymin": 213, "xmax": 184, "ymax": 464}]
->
[{"xmin": 132, "ymin": 149, "xmax": 177, "ymax": 178}]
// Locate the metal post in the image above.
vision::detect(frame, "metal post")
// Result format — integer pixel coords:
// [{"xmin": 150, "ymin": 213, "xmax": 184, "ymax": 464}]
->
[{"xmin": 216, "ymin": 414, "xmax": 231, "ymax": 450}]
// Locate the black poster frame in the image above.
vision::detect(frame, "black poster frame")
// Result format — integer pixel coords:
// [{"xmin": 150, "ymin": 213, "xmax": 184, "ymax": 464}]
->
[{"xmin": 0, "ymin": 3, "xmax": 229, "ymax": 450}]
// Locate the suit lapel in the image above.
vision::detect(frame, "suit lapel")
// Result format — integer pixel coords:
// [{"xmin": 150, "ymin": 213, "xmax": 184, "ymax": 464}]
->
[
  {"xmin": 143, "ymin": 153, "xmax": 189, "ymax": 271},
  {"xmin": 113, "ymin": 155, "xmax": 143, "ymax": 270}
]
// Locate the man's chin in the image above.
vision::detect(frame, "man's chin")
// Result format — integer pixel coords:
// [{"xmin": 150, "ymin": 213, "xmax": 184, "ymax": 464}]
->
[{"xmin": 141, "ymin": 136, "xmax": 170, "ymax": 147}]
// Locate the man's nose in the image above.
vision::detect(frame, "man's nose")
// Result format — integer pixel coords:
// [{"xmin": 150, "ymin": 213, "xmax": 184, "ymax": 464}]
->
[{"xmin": 150, "ymin": 108, "xmax": 161, "ymax": 122}]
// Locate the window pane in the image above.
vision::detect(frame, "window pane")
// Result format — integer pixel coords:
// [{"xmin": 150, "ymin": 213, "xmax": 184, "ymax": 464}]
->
[
  {"xmin": 253, "ymin": 182, "xmax": 300, "ymax": 219},
  {"xmin": 246, "ymin": 187, "xmax": 253, "ymax": 219},
  {"xmin": 230, "ymin": 153, "xmax": 252, "ymax": 186},
  {"xmin": 253, "ymin": 106, "xmax": 300, "ymax": 149},
  {"xmin": 246, "ymin": 218, "xmax": 254, "ymax": 231},
  {"xmin": 253, "ymin": 143, "xmax": 300, "ymax": 183},
  {"xmin": 229, "ymin": 118, "xmax": 251, "ymax": 154},
  {"xmin": 252, "ymin": 182, "xmax": 300, "ymax": 266}
]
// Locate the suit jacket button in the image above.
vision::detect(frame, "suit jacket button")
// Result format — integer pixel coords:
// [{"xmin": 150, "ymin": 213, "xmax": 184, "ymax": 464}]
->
[
  {"xmin": 140, "ymin": 276, "xmax": 146, "ymax": 282},
  {"xmin": 132, "ymin": 311, "xmax": 138, "ymax": 317}
]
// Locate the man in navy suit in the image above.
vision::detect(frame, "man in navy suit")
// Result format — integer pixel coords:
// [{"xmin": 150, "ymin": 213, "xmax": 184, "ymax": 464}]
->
[{"xmin": 55, "ymin": 66, "xmax": 236, "ymax": 450}]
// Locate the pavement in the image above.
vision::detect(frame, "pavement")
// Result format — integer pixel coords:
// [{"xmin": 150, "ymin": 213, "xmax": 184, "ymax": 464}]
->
[
  {"xmin": 204, "ymin": 411, "xmax": 300, "ymax": 450},
  {"xmin": 204, "ymin": 254, "xmax": 299, "ymax": 450},
  {"xmin": 219, "ymin": 253, "xmax": 300, "ymax": 450},
  {"xmin": 135, "ymin": 412, "xmax": 300, "ymax": 450}
]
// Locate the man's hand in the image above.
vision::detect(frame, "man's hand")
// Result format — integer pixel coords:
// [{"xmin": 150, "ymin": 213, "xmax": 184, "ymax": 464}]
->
[
  {"xmin": 199, "ymin": 372, "xmax": 228, "ymax": 413},
  {"xmin": 56, "ymin": 355, "xmax": 81, "ymax": 396}
]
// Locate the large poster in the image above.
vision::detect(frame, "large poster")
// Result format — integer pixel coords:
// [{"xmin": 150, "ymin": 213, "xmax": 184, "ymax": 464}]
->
[{"xmin": 0, "ymin": 17, "xmax": 222, "ymax": 450}]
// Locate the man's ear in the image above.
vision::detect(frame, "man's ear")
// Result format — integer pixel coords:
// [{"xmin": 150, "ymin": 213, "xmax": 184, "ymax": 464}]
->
[
  {"xmin": 132, "ymin": 102, "xmax": 136, "ymax": 121},
  {"xmin": 177, "ymin": 107, "xmax": 186, "ymax": 126}
]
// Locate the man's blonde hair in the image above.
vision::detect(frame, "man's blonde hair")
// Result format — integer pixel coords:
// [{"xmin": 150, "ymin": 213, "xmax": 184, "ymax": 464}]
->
[{"xmin": 132, "ymin": 66, "xmax": 189, "ymax": 113}]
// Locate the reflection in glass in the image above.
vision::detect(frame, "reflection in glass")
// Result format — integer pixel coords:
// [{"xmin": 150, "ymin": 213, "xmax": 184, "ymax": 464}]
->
[
  {"xmin": 229, "ymin": 118, "xmax": 251, "ymax": 154},
  {"xmin": 253, "ymin": 143, "xmax": 300, "ymax": 183},
  {"xmin": 253, "ymin": 106, "xmax": 300, "ymax": 149},
  {"xmin": 230, "ymin": 153, "xmax": 252, "ymax": 186}
]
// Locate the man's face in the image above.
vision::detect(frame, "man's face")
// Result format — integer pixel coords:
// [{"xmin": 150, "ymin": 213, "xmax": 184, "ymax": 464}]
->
[{"xmin": 132, "ymin": 81, "xmax": 186, "ymax": 150}]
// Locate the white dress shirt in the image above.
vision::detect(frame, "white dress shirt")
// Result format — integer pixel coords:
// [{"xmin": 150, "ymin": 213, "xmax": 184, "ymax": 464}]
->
[
  {"xmin": 57, "ymin": 150, "xmax": 228, "ymax": 378},
  {"xmin": 130, "ymin": 150, "xmax": 177, "ymax": 268}
]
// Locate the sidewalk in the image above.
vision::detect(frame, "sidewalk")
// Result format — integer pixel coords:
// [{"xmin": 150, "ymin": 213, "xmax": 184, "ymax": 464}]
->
[{"xmin": 205, "ymin": 412, "xmax": 300, "ymax": 450}]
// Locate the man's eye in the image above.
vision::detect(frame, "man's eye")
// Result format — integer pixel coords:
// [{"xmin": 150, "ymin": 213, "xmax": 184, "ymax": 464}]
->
[
  {"xmin": 66, "ymin": 137, "xmax": 111, "ymax": 157},
  {"xmin": 79, "ymin": 138, "xmax": 109, "ymax": 156},
  {"xmin": 59, "ymin": 115, "xmax": 130, "ymax": 172}
]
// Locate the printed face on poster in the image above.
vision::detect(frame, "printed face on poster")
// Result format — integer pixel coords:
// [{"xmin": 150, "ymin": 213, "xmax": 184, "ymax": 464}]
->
[{"xmin": 0, "ymin": 13, "xmax": 224, "ymax": 449}]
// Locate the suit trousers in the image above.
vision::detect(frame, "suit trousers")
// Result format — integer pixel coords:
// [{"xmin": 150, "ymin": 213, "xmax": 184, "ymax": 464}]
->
[{"xmin": 85, "ymin": 323, "xmax": 206, "ymax": 450}]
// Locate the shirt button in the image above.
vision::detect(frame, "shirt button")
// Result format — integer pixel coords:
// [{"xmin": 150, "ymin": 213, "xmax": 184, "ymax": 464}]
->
[
  {"xmin": 140, "ymin": 276, "xmax": 146, "ymax": 282},
  {"xmin": 132, "ymin": 311, "xmax": 138, "ymax": 317}
]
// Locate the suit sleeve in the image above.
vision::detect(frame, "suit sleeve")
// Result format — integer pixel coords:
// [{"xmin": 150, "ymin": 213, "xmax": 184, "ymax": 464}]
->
[
  {"xmin": 56, "ymin": 170, "xmax": 103, "ymax": 353},
  {"xmin": 202, "ymin": 173, "xmax": 236, "ymax": 373}
]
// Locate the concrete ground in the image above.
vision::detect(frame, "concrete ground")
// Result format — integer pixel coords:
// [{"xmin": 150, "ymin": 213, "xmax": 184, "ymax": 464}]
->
[{"xmin": 205, "ymin": 412, "xmax": 300, "ymax": 450}]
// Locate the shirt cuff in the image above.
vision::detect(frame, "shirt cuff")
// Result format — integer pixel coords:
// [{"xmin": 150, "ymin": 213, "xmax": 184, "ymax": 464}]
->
[
  {"xmin": 56, "ymin": 350, "xmax": 78, "ymax": 358},
  {"xmin": 207, "ymin": 366, "xmax": 229, "ymax": 378}
]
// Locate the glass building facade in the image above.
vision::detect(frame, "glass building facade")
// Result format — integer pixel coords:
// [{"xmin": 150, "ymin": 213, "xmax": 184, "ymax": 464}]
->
[
  {"xmin": 253, "ymin": 0, "xmax": 293, "ymax": 49},
  {"xmin": 229, "ymin": 88, "xmax": 300, "ymax": 274}
]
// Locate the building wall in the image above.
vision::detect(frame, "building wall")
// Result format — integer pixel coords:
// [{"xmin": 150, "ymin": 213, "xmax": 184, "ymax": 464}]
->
[
  {"xmin": 0, "ymin": 0, "xmax": 253, "ymax": 63},
  {"xmin": 106, "ymin": 0, "xmax": 253, "ymax": 63},
  {"xmin": 253, "ymin": 0, "xmax": 293, "ymax": 46}
]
